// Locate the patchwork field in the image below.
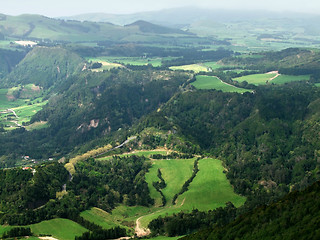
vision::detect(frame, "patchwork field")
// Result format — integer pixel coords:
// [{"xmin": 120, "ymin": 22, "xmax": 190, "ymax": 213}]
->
[
  {"xmin": 0, "ymin": 87, "xmax": 47, "ymax": 130},
  {"xmin": 191, "ymin": 75, "xmax": 250, "ymax": 93}
]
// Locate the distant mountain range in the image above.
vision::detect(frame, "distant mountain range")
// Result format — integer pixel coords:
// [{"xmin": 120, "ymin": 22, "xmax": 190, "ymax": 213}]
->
[
  {"xmin": 0, "ymin": 13, "xmax": 193, "ymax": 43},
  {"xmin": 61, "ymin": 7, "xmax": 320, "ymax": 27}
]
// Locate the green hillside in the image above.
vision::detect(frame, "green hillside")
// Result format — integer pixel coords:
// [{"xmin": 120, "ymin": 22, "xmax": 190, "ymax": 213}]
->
[
  {"xmin": 3, "ymin": 46, "xmax": 85, "ymax": 89},
  {"xmin": 182, "ymin": 181, "xmax": 320, "ymax": 240},
  {"xmin": 0, "ymin": 14, "xmax": 194, "ymax": 43}
]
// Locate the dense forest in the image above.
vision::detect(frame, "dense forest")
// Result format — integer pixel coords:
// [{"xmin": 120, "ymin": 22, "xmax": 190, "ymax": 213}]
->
[
  {"xmin": 139, "ymin": 83, "xmax": 320, "ymax": 205},
  {"xmin": 182, "ymin": 180, "xmax": 320, "ymax": 240}
]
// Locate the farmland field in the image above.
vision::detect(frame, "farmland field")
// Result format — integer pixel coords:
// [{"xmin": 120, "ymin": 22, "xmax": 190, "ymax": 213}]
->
[
  {"xmin": 80, "ymin": 207, "xmax": 126, "ymax": 230},
  {"xmin": 29, "ymin": 218, "xmax": 87, "ymax": 240},
  {"xmin": 270, "ymin": 74, "xmax": 310, "ymax": 84},
  {"xmin": 233, "ymin": 72, "xmax": 278, "ymax": 85},
  {"xmin": 0, "ymin": 89, "xmax": 27, "ymax": 110},
  {"xmin": 140, "ymin": 158, "xmax": 246, "ymax": 228},
  {"xmin": 191, "ymin": 75, "xmax": 250, "ymax": 93},
  {"xmin": 87, "ymin": 56, "xmax": 173, "ymax": 67},
  {"xmin": 169, "ymin": 64, "xmax": 208, "ymax": 73},
  {"xmin": 145, "ymin": 158, "xmax": 195, "ymax": 207}
]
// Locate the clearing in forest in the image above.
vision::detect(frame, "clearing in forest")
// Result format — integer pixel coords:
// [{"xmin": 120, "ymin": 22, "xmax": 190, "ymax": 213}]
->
[{"xmin": 192, "ymin": 75, "xmax": 250, "ymax": 93}]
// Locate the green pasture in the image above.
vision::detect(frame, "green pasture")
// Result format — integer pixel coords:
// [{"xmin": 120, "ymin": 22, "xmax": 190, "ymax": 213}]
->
[
  {"xmin": 315, "ymin": 83, "xmax": 320, "ymax": 87},
  {"xmin": 191, "ymin": 75, "xmax": 250, "ymax": 93},
  {"xmin": 202, "ymin": 61, "xmax": 237, "ymax": 70},
  {"xmin": 87, "ymin": 56, "xmax": 172, "ymax": 67},
  {"xmin": 169, "ymin": 64, "xmax": 208, "ymax": 73},
  {"xmin": 29, "ymin": 218, "xmax": 87, "ymax": 240},
  {"xmin": 140, "ymin": 158, "xmax": 246, "ymax": 228},
  {"xmin": 178, "ymin": 158, "xmax": 246, "ymax": 211},
  {"xmin": 146, "ymin": 158, "xmax": 195, "ymax": 207},
  {"xmin": 0, "ymin": 89, "xmax": 27, "ymax": 110},
  {"xmin": 81, "ymin": 207, "xmax": 126, "ymax": 230},
  {"xmin": 233, "ymin": 72, "xmax": 277, "ymax": 85},
  {"xmin": 270, "ymin": 74, "xmax": 310, "ymax": 84}
]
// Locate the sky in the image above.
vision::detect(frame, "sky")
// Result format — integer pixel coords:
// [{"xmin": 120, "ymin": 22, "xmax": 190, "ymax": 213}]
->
[{"xmin": 1, "ymin": 0, "xmax": 320, "ymax": 17}]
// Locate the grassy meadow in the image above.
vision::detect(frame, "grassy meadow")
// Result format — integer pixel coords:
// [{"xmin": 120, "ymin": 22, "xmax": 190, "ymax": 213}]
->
[
  {"xmin": 29, "ymin": 218, "xmax": 87, "ymax": 240},
  {"xmin": 139, "ymin": 157, "xmax": 246, "ymax": 228},
  {"xmin": 87, "ymin": 56, "xmax": 174, "ymax": 68},
  {"xmin": 270, "ymin": 74, "xmax": 310, "ymax": 84},
  {"xmin": 80, "ymin": 207, "xmax": 130, "ymax": 231},
  {"xmin": 192, "ymin": 75, "xmax": 250, "ymax": 93},
  {"xmin": 169, "ymin": 64, "xmax": 208, "ymax": 73},
  {"xmin": 233, "ymin": 72, "xmax": 278, "ymax": 85}
]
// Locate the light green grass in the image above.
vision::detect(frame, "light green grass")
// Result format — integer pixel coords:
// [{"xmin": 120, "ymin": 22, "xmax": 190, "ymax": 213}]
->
[
  {"xmin": 0, "ymin": 225, "xmax": 13, "ymax": 237},
  {"xmin": 146, "ymin": 158, "xmax": 195, "ymax": 207},
  {"xmin": 271, "ymin": 74, "xmax": 310, "ymax": 84},
  {"xmin": 202, "ymin": 61, "xmax": 237, "ymax": 70},
  {"xmin": 178, "ymin": 158, "xmax": 246, "ymax": 210},
  {"xmin": 192, "ymin": 75, "xmax": 250, "ymax": 93},
  {"xmin": 140, "ymin": 158, "xmax": 246, "ymax": 228},
  {"xmin": 87, "ymin": 57, "xmax": 173, "ymax": 67},
  {"xmin": 315, "ymin": 83, "xmax": 320, "ymax": 87},
  {"xmin": 81, "ymin": 207, "xmax": 124, "ymax": 230},
  {"xmin": 0, "ymin": 89, "xmax": 27, "ymax": 110},
  {"xmin": 234, "ymin": 73, "xmax": 277, "ymax": 85},
  {"xmin": 29, "ymin": 218, "xmax": 87, "ymax": 240},
  {"xmin": 169, "ymin": 64, "xmax": 208, "ymax": 73}
]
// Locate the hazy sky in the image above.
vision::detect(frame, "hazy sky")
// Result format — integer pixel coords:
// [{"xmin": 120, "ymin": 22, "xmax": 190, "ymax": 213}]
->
[{"xmin": 1, "ymin": 0, "xmax": 320, "ymax": 17}]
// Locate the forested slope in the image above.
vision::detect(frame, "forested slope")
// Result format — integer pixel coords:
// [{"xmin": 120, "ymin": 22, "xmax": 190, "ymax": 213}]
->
[
  {"xmin": 182, "ymin": 180, "xmax": 320, "ymax": 240},
  {"xmin": 140, "ymin": 83, "xmax": 320, "ymax": 204}
]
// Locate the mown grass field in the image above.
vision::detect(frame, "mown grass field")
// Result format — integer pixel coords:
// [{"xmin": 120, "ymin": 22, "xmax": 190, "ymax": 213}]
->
[
  {"xmin": 145, "ymin": 158, "xmax": 195, "ymax": 207},
  {"xmin": 233, "ymin": 72, "xmax": 277, "ymax": 85},
  {"xmin": 80, "ymin": 207, "xmax": 127, "ymax": 230},
  {"xmin": 139, "ymin": 158, "xmax": 246, "ymax": 228},
  {"xmin": 169, "ymin": 64, "xmax": 208, "ymax": 73},
  {"xmin": 191, "ymin": 75, "xmax": 250, "ymax": 93},
  {"xmin": 271, "ymin": 74, "xmax": 310, "ymax": 84},
  {"xmin": 29, "ymin": 218, "xmax": 87, "ymax": 240}
]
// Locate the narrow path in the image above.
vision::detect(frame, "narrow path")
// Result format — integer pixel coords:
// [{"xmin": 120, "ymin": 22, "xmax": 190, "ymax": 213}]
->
[
  {"xmin": 135, "ymin": 216, "xmax": 151, "ymax": 237},
  {"xmin": 269, "ymin": 71, "xmax": 280, "ymax": 81}
]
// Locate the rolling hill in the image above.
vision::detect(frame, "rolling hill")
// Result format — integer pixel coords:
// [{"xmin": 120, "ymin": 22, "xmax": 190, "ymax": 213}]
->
[
  {"xmin": 2, "ymin": 46, "xmax": 85, "ymax": 89},
  {"xmin": 0, "ymin": 13, "xmax": 193, "ymax": 43}
]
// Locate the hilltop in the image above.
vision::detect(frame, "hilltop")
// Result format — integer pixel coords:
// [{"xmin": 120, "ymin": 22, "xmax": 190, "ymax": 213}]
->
[{"xmin": 0, "ymin": 13, "xmax": 193, "ymax": 43}]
